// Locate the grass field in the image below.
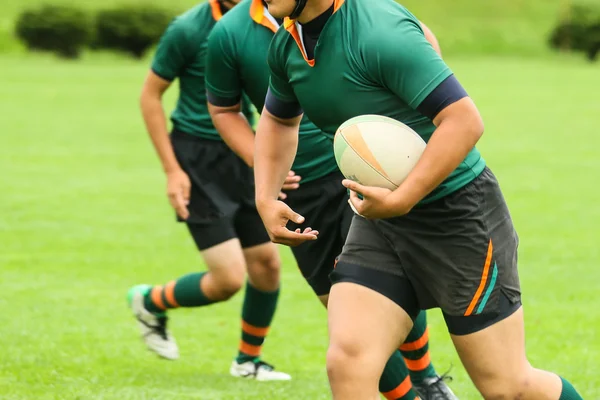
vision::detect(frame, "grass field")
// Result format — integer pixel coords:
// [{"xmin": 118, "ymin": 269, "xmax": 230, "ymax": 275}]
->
[{"xmin": 1, "ymin": 52, "xmax": 599, "ymax": 399}]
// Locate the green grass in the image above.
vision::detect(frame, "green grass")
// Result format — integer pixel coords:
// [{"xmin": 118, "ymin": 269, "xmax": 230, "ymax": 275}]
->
[
  {"xmin": 3, "ymin": 0, "xmax": 598, "ymax": 56},
  {"xmin": 1, "ymin": 53, "xmax": 599, "ymax": 399}
]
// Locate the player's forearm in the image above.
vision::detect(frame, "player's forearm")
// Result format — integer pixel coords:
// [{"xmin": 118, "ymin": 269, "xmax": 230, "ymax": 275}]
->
[
  {"xmin": 211, "ymin": 110, "xmax": 256, "ymax": 168},
  {"xmin": 140, "ymin": 93, "xmax": 181, "ymax": 173},
  {"xmin": 254, "ymin": 113, "xmax": 299, "ymax": 206},
  {"xmin": 392, "ymin": 98, "xmax": 484, "ymax": 209}
]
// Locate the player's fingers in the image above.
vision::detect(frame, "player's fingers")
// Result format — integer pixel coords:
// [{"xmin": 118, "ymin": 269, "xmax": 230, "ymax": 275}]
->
[
  {"xmin": 173, "ymin": 193, "xmax": 189, "ymax": 220},
  {"xmin": 348, "ymin": 191, "xmax": 365, "ymax": 216},
  {"xmin": 273, "ymin": 228, "xmax": 317, "ymax": 246},
  {"xmin": 283, "ymin": 206, "xmax": 305, "ymax": 224},
  {"xmin": 182, "ymin": 182, "xmax": 191, "ymax": 203},
  {"xmin": 281, "ymin": 182, "xmax": 300, "ymax": 190},
  {"xmin": 278, "ymin": 191, "xmax": 287, "ymax": 200},
  {"xmin": 342, "ymin": 179, "xmax": 366, "ymax": 194}
]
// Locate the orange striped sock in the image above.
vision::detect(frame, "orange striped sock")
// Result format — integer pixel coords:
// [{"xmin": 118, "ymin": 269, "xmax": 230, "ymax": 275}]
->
[
  {"xmin": 236, "ymin": 282, "xmax": 279, "ymax": 363},
  {"xmin": 380, "ymin": 351, "xmax": 421, "ymax": 400},
  {"xmin": 144, "ymin": 272, "xmax": 213, "ymax": 314},
  {"xmin": 400, "ymin": 311, "xmax": 437, "ymax": 384}
]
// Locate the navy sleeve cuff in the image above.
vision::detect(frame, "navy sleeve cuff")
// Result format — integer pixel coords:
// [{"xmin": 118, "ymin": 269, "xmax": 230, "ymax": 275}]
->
[
  {"xmin": 206, "ymin": 90, "xmax": 241, "ymax": 107},
  {"xmin": 265, "ymin": 88, "xmax": 303, "ymax": 119},
  {"xmin": 416, "ymin": 74, "xmax": 468, "ymax": 120}
]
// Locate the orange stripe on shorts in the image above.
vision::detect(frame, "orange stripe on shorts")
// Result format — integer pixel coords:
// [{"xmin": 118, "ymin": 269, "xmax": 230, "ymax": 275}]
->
[
  {"xmin": 399, "ymin": 327, "xmax": 429, "ymax": 352},
  {"xmin": 464, "ymin": 240, "xmax": 494, "ymax": 316},
  {"xmin": 382, "ymin": 375, "xmax": 413, "ymax": 400},
  {"xmin": 242, "ymin": 320, "xmax": 270, "ymax": 337}
]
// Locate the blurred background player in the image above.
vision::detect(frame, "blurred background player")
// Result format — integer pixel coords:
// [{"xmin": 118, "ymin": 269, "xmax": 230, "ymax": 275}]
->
[
  {"xmin": 253, "ymin": 0, "xmax": 584, "ymax": 398},
  {"xmin": 128, "ymin": 0, "xmax": 290, "ymax": 381},
  {"xmin": 205, "ymin": 0, "xmax": 455, "ymax": 398}
]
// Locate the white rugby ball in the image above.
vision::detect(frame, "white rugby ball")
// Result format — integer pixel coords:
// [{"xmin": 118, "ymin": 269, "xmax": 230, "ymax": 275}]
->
[{"xmin": 333, "ymin": 115, "xmax": 426, "ymax": 190}]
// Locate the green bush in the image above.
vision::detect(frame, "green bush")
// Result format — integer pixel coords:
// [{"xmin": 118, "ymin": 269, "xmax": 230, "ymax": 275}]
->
[
  {"xmin": 549, "ymin": 4, "xmax": 600, "ymax": 61},
  {"xmin": 14, "ymin": 5, "xmax": 92, "ymax": 59},
  {"xmin": 94, "ymin": 6, "xmax": 174, "ymax": 59}
]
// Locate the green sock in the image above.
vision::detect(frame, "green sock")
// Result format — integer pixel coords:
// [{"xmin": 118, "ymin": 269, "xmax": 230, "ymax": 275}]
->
[
  {"xmin": 400, "ymin": 311, "xmax": 437, "ymax": 384},
  {"xmin": 379, "ymin": 350, "xmax": 420, "ymax": 400},
  {"xmin": 143, "ymin": 272, "xmax": 213, "ymax": 314},
  {"xmin": 236, "ymin": 281, "xmax": 280, "ymax": 363},
  {"xmin": 559, "ymin": 376, "xmax": 583, "ymax": 400}
]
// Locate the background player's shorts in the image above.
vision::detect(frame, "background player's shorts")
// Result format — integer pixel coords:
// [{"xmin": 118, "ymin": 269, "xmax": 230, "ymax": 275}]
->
[
  {"xmin": 170, "ymin": 130, "xmax": 270, "ymax": 251},
  {"xmin": 332, "ymin": 167, "xmax": 522, "ymax": 335},
  {"xmin": 285, "ymin": 171, "xmax": 353, "ymax": 295}
]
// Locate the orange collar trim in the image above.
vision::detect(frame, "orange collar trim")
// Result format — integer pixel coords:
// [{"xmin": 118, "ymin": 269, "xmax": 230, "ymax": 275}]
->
[
  {"xmin": 250, "ymin": 0, "xmax": 278, "ymax": 33},
  {"xmin": 209, "ymin": 0, "xmax": 224, "ymax": 21},
  {"xmin": 283, "ymin": 0, "xmax": 345, "ymax": 67}
]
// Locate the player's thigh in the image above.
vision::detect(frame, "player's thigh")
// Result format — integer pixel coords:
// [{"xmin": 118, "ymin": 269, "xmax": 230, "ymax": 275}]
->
[
  {"xmin": 327, "ymin": 281, "xmax": 413, "ymax": 376},
  {"xmin": 331, "ymin": 215, "xmax": 419, "ymax": 354}
]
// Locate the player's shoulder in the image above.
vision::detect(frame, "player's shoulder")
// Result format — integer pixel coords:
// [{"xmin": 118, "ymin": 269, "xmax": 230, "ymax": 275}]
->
[
  {"xmin": 348, "ymin": 0, "xmax": 422, "ymax": 48},
  {"xmin": 170, "ymin": 3, "xmax": 215, "ymax": 39}
]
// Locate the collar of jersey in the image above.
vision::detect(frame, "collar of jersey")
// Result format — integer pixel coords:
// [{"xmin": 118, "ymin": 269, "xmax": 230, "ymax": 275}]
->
[
  {"xmin": 209, "ymin": 0, "xmax": 224, "ymax": 21},
  {"xmin": 283, "ymin": 0, "xmax": 345, "ymax": 67},
  {"xmin": 250, "ymin": 0, "xmax": 280, "ymax": 32}
]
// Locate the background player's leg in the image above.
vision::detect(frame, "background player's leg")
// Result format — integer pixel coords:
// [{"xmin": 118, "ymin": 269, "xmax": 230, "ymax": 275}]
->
[
  {"xmin": 327, "ymin": 282, "xmax": 415, "ymax": 400},
  {"xmin": 230, "ymin": 209, "xmax": 290, "ymax": 381},
  {"xmin": 450, "ymin": 307, "xmax": 582, "ymax": 399},
  {"xmin": 127, "ymin": 220, "xmax": 247, "ymax": 360}
]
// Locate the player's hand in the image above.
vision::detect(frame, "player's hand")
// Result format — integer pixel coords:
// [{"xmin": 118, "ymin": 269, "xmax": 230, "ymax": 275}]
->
[
  {"xmin": 257, "ymin": 199, "xmax": 318, "ymax": 247},
  {"xmin": 166, "ymin": 169, "xmax": 191, "ymax": 220},
  {"xmin": 343, "ymin": 180, "xmax": 411, "ymax": 219},
  {"xmin": 278, "ymin": 171, "xmax": 301, "ymax": 200}
]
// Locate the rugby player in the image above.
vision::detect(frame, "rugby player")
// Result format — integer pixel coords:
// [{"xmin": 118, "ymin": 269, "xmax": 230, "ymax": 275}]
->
[
  {"xmin": 128, "ymin": 0, "xmax": 290, "ymax": 381},
  {"xmin": 253, "ymin": 0, "xmax": 584, "ymax": 398},
  {"xmin": 205, "ymin": 0, "xmax": 456, "ymax": 398}
]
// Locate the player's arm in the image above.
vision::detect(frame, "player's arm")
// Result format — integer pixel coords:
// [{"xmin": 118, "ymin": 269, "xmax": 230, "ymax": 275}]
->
[
  {"xmin": 253, "ymin": 43, "xmax": 318, "ymax": 245},
  {"xmin": 205, "ymin": 25, "xmax": 256, "ymax": 167},
  {"xmin": 347, "ymin": 20, "xmax": 483, "ymax": 218},
  {"xmin": 140, "ymin": 21, "xmax": 191, "ymax": 219},
  {"xmin": 420, "ymin": 22, "xmax": 442, "ymax": 56}
]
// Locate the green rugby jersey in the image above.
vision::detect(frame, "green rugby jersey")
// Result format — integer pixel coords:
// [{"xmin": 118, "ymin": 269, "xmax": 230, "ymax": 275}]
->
[
  {"xmin": 205, "ymin": 0, "xmax": 338, "ymax": 183},
  {"xmin": 151, "ymin": 0, "xmax": 255, "ymax": 140},
  {"xmin": 267, "ymin": 0, "xmax": 486, "ymax": 203}
]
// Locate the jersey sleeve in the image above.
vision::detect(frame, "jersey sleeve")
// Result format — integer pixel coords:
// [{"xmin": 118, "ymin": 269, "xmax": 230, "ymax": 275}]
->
[
  {"xmin": 205, "ymin": 23, "xmax": 243, "ymax": 107},
  {"xmin": 362, "ymin": 18, "xmax": 454, "ymax": 109},
  {"xmin": 151, "ymin": 19, "xmax": 190, "ymax": 81},
  {"xmin": 266, "ymin": 37, "xmax": 303, "ymax": 118}
]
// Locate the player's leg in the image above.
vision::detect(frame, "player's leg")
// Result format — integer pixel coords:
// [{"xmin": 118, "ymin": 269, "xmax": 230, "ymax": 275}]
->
[
  {"xmin": 288, "ymin": 175, "xmax": 438, "ymax": 399},
  {"xmin": 127, "ymin": 221, "xmax": 247, "ymax": 360},
  {"xmin": 326, "ymin": 216, "xmax": 421, "ymax": 400},
  {"xmin": 402, "ymin": 167, "xmax": 582, "ymax": 399},
  {"xmin": 450, "ymin": 307, "xmax": 581, "ymax": 399},
  {"xmin": 127, "ymin": 134, "xmax": 250, "ymax": 359},
  {"xmin": 227, "ymin": 200, "xmax": 290, "ymax": 381},
  {"xmin": 442, "ymin": 169, "xmax": 582, "ymax": 399}
]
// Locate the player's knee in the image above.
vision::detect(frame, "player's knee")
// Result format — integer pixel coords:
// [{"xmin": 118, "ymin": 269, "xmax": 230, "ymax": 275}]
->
[
  {"xmin": 245, "ymin": 247, "xmax": 281, "ymax": 290},
  {"xmin": 477, "ymin": 375, "xmax": 534, "ymax": 400},
  {"xmin": 212, "ymin": 268, "xmax": 244, "ymax": 300},
  {"xmin": 326, "ymin": 340, "xmax": 363, "ymax": 378}
]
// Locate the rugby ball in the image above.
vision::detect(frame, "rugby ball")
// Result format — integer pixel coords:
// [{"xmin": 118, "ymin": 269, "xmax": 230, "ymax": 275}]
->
[{"xmin": 333, "ymin": 115, "xmax": 426, "ymax": 190}]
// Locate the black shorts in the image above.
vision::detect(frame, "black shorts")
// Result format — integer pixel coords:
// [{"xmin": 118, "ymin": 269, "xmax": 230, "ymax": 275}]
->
[
  {"xmin": 331, "ymin": 167, "xmax": 522, "ymax": 335},
  {"xmin": 285, "ymin": 171, "xmax": 353, "ymax": 295},
  {"xmin": 171, "ymin": 130, "xmax": 270, "ymax": 251}
]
